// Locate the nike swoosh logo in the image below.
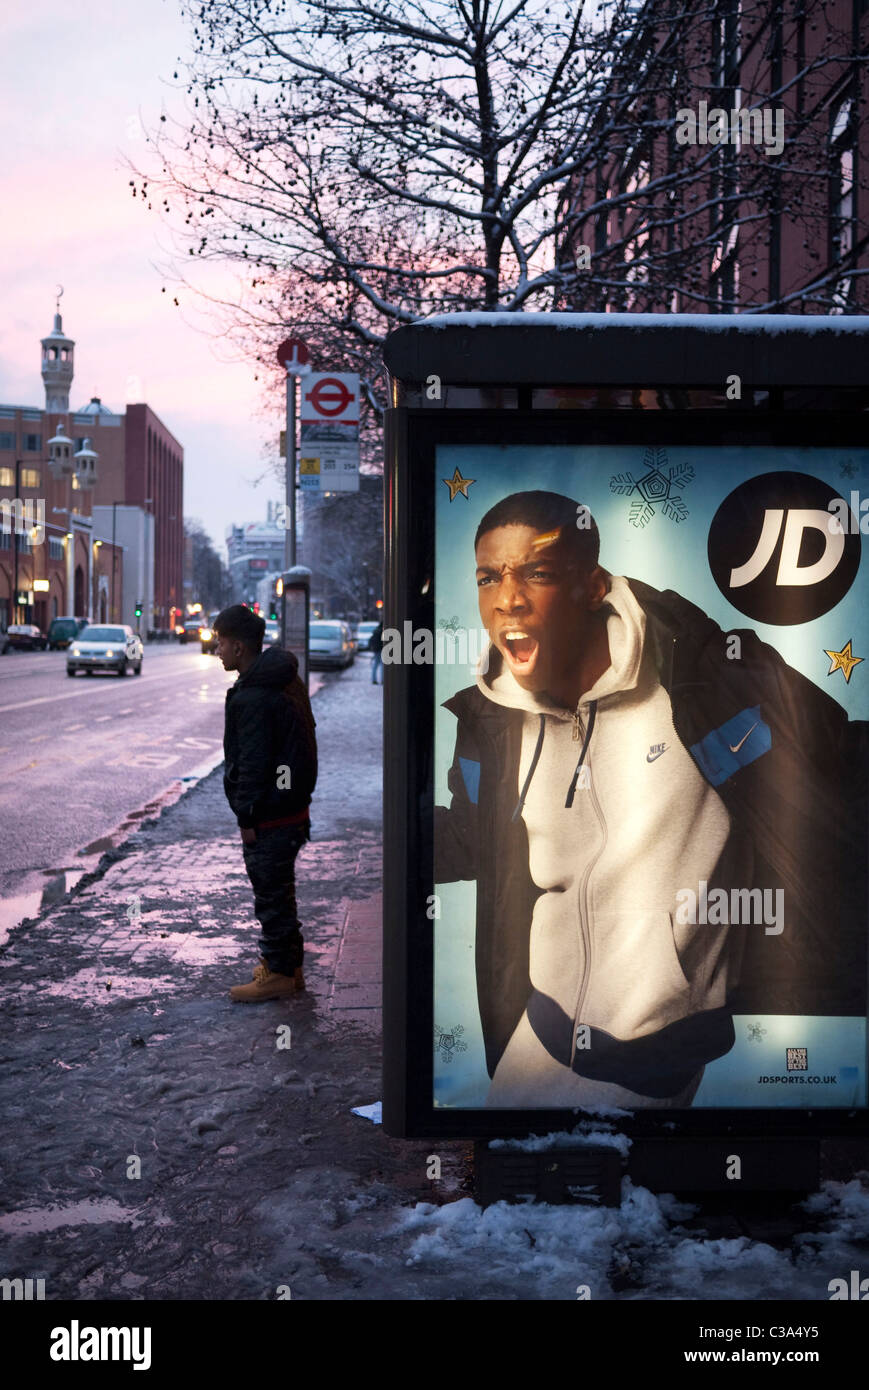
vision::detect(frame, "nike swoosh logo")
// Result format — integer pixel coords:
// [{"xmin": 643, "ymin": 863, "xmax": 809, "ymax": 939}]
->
[
  {"xmin": 729, "ymin": 722, "xmax": 759, "ymax": 754},
  {"xmin": 646, "ymin": 748, "xmax": 667, "ymax": 763}
]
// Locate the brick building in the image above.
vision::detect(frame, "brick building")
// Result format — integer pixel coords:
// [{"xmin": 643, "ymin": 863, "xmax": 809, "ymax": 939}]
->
[
  {"xmin": 562, "ymin": 0, "xmax": 867, "ymax": 315},
  {"xmin": 0, "ymin": 305, "xmax": 183, "ymax": 633}
]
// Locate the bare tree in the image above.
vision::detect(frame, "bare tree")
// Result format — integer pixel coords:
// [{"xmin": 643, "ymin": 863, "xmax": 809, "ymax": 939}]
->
[
  {"xmin": 131, "ymin": 0, "xmax": 867, "ymax": 427},
  {"xmin": 130, "ymin": 0, "xmax": 649, "ymax": 424},
  {"xmin": 185, "ymin": 518, "xmax": 232, "ymax": 610}
]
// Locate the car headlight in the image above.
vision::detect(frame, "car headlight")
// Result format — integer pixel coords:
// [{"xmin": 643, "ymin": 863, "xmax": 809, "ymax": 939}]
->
[
  {"xmin": 200, "ymin": 628, "xmax": 212, "ymax": 641},
  {"xmin": 71, "ymin": 647, "xmax": 80, "ymax": 656}
]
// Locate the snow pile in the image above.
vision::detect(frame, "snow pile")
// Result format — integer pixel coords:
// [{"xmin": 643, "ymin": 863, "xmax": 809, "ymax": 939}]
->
[
  {"xmin": 389, "ymin": 1178, "xmax": 869, "ymax": 1300},
  {"xmin": 418, "ymin": 311, "xmax": 869, "ymax": 336},
  {"xmin": 488, "ymin": 1117, "xmax": 632, "ymax": 1158}
]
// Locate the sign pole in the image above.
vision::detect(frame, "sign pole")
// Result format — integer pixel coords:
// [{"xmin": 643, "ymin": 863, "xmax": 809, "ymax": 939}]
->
[
  {"xmin": 276, "ymin": 336, "xmax": 310, "ymax": 567},
  {"xmin": 285, "ymin": 367, "xmax": 296, "ymax": 570}
]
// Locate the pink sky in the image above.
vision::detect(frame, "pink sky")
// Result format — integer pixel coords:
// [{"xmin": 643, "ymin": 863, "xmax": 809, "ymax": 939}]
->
[{"xmin": 0, "ymin": 0, "xmax": 285, "ymax": 554}]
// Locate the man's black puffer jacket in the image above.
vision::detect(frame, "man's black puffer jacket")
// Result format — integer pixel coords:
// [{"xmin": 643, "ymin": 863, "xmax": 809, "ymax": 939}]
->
[{"xmin": 223, "ymin": 644, "xmax": 318, "ymax": 830}]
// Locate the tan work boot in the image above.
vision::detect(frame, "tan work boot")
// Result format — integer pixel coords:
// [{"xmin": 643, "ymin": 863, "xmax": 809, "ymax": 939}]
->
[
  {"xmin": 230, "ymin": 962, "xmax": 298, "ymax": 1003},
  {"xmin": 257, "ymin": 956, "xmax": 305, "ymax": 992}
]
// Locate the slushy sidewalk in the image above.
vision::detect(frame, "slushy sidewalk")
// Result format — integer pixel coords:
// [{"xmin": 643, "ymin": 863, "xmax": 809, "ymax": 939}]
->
[{"xmin": 0, "ymin": 657, "xmax": 470, "ymax": 1301}]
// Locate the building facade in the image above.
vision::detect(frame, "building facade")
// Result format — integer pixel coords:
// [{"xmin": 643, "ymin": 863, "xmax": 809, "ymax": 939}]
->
[
  {"xmin": 563, "ymin": 0, "xmax": 867, "ymax": 315},
  {"xmin": 0, "ymin": 306, "xmax": 183, "ymax": 634},
  {"xmin": 226, "ymin": 504, "xmax": 286, "ymax": 605}
]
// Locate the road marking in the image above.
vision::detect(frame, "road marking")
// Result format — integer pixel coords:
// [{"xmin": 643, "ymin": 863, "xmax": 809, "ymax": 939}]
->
[
  {"xmin": 63, "ymin": 724, "xmax": 84, "ymax": 732},
  {"xmin": 0, "ymin": 670, "xmax": 231, "ymax": 714},
  {"xmin": 95, "ymin": 715, "xmax": 111, "ymax": 723},
  {"xmin": 118, "ymin": 708, "xmax": 134, "ymax": 715}
]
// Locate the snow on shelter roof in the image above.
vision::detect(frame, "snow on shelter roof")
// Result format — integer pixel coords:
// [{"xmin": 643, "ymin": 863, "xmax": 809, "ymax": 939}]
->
[{"xmin": 383, "ymin": 312, "xmax": 869, "ymax": 389}]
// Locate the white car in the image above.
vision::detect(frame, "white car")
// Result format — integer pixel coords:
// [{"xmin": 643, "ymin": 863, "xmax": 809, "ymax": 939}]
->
[
  {"xmin": 308, "ymin": 620, "xmax": 354, "ymax": 670},
  {"xmin": 67, "ymin": 624, "xmax": 144, "ymax": 678}
]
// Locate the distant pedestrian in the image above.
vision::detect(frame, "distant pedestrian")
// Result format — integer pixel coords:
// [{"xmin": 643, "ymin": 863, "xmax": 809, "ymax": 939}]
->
[
  {"xmin": 214, "ymin": 605, "xmax": 318, "ymax": 1002},
  {"xmin": 369, "ymin": 621, "xmax": 383, "ymax": 684}
]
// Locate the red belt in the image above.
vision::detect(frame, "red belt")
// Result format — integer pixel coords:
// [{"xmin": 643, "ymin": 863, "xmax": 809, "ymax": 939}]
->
[{"xmin": 256, "ymin": 809, "xmax": 310, "ymax": 830}]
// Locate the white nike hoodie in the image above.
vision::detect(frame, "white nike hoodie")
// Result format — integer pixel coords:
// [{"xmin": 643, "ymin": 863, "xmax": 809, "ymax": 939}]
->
[{"xmin": 479, "ymin": 576, "xmax": 746, "ymax": 1108}]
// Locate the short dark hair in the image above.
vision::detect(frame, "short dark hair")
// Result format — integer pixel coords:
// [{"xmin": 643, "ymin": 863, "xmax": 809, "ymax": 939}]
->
[
  {"xmin": 474, "ymin": 490, "xmax": 600, "ymax": 571},
  {"xmin": 213, "ymin": 604, "xmax": 266, "ymax": 652}
]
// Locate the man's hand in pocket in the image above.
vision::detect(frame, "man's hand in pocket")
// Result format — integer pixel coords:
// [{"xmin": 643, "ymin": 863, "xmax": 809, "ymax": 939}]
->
[{"xmin": 240, "ymin": 826, "xmax": 257, "ymax": 845}]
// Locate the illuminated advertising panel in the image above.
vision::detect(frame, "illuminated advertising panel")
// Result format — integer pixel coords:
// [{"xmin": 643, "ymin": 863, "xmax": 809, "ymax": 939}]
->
[
  {"xmin": 432, "ymin": 444, "xmax": 866, "ymax": 1113},
  {"xmin": 381, "ymin": 315, "xmax": 869, "ymax": 1151}
]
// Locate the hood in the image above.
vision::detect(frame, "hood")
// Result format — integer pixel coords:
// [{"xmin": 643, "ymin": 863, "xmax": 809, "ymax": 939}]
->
[
  {"xmin": 476, "ymin": 574, "xmax": 646, "ymax": 718},
  {"xmin": 471, "ymin": 575, "xmax": 647, "ymax": 819},
  {"xmin": 237, "ymin": 643, "xmax": 299, "ymax": 689}
]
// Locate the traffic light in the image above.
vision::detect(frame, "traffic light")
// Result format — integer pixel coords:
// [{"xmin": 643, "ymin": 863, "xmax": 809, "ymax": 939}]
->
[
  {"xmin": 269, "ymin": 609, "xmax": 277, "ymax": 620},
  {"xmin": 134, "ymin": 601, "xmax": 143, "ymax": 618}
]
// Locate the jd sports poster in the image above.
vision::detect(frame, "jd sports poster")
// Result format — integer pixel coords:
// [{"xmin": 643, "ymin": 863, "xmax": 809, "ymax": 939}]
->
[{"xmin": 432, "ymin": 443, "xmax": 868, "ymax": 1111}]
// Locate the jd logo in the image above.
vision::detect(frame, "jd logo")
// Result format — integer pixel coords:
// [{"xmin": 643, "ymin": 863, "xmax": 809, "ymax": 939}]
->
[{"xmin": 708, "ymin": 472, "xmax": 860, "ymax": 625}]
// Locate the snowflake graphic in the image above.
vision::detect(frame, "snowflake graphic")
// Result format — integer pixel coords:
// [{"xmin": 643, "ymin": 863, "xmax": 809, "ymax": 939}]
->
[
  {"xmin": 610, "ymin": 448, "xmax": 694, "ymax": 528},
  {"xmin": 437, "ymin": 615, "xmax": 463, "ymax": 636},
  {"xmin": 747, "ymin": 1022, "xmax": 767, "ymax": 1043},
  {"xmin": 839, "ymin": 461, "xmax": 858, "ymax": 479},
  {"xmin": 434, "ymin": 1023, "xmax": 468, "ymax": 1063}
]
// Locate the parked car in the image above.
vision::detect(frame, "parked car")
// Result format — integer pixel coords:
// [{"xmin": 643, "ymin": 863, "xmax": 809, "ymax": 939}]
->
[
  {"xmin": 67, "ymin": 624, "xmax": 144, "ymax": 677},
  {"xmin": 47, "ymin": 616, "xmax": 89, "ymax": 650},
  {"xmin": 308, "ymin": 620, "xmax": 354, "ymax": 670},
  {"xmin": 263, "ymin": 619, "xmax": 281, "ymax": 648},
  {"xmin": 3, "ymin": 623, "xmax": 48, "ymax": 652},
  {"xmin": 355, "ymin": 620, "xmax": 380, "ymax": 653}
]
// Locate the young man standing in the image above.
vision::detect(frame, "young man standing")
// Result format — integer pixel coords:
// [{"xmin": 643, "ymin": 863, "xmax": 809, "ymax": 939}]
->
[{"xmin": 214, "ymin": 605, "xmax": 318, "ymax": 1002}]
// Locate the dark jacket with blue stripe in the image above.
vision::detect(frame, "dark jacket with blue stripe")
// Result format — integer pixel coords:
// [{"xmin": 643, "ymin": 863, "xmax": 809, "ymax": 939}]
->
[{"xmin": 434, "ymin": 579, "xmax": 867, "ymax": 1089}]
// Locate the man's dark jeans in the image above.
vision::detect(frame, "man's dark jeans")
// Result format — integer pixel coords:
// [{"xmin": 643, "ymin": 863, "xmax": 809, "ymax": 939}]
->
[{"xmin": 242, "ymin": 823, "xmax": 307, "ymax": 976}]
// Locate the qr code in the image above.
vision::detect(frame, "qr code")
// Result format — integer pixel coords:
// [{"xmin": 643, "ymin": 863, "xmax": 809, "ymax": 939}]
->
[{"xmin": 787, "ymin": 1048, "xmax": 808, "ymax": 1071}]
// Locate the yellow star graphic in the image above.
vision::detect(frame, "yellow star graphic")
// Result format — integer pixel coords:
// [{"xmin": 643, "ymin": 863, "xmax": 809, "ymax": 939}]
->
[
  {"xmin": 443, "ymin": 467, "xmax": 475, "ymax": 501},
  {"xmin": 824, "ymin": 638, "xmax": 864, "ymax": 684}
]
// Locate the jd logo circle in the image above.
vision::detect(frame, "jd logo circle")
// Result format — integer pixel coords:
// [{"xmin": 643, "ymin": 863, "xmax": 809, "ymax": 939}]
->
[{"xmin": 708, "ymin": 471, "xmax": 860, "ymax": 625}]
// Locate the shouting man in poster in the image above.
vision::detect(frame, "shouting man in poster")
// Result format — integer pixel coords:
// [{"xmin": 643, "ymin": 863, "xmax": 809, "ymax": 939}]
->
[{"xmin": 434, "ymin": 491, "xmax": 865, "ymax": 1109}]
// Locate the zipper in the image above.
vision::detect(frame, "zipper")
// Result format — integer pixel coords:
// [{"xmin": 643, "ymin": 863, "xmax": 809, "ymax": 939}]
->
[{"xmin": 568, "ymin": 707, "xmax": 608, "ymax": 1067}]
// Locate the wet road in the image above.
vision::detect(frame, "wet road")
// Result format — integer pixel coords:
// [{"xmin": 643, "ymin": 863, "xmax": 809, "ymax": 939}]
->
[{"xmin": 0, "ymin": 642, "xmax": 330, "ymax": 932}]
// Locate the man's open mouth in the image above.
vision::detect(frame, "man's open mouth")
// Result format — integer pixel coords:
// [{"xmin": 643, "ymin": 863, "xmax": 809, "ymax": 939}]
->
[{"xmin": 501, "ymin": 629, "xmax": 540, "ymax": 674}]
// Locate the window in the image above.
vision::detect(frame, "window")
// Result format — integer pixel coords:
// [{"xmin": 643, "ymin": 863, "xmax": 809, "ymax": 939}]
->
[
  {"xmin": 0, "ymin": 433, "xmax": 14, "ymax": 452},
  {"xmin": 711, "ymin": 224, "xmax": 740, "ymax": 309},
  {"xmin": 20, "ymin": 468, "xmax": 40, "ymax": 488},
  {"xmin": 49, "ymin": 538, "xmax": 64, "ymax": 560},
  {"xmin": 829, "ymin": 96, "xmax": 855, "ymax": 312},
  {"xmin": 23, "ymin": 434, "xmax": 41, "ymax": 453},
  {"xmin": 0, "ymin": 466, "xmax": 13, "ymax": 486}
]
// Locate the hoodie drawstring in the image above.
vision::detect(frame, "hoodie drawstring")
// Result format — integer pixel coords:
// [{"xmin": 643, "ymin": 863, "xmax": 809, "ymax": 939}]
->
[
  {"xmin": 510, "ymin": 715, "xmax": 546, "ymax": 823},
  {"xmin": 565, "ymin": 700, "xmax": 597, "ymax": 808}
]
